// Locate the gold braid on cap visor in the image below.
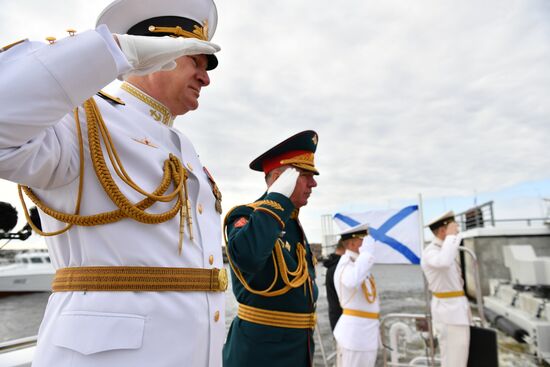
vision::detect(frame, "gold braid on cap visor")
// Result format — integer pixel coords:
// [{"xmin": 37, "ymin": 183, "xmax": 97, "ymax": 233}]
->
[
  {"xmin": 18, "ymin": 98, "xmax": 193, "ymax": 255},
  {"xmin": 280, "ymin": 152, "xmax": 316, "ymax": 171},
  {"xmin": 351, "ymin": 231, "xmax": 368, "ymax": 239},
  {"xmin": 148, "ymin": 20, "xmax": 209, "ymax": 41}
]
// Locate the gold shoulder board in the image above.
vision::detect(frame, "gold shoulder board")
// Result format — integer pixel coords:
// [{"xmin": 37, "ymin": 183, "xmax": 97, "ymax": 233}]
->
[
  {"xmin": 1, "ymin": 39, "xmax": 27, "ymax": 53},
  {"xmin": 96, "ymin": 90, "xmax": 125, "ymax": 105}
]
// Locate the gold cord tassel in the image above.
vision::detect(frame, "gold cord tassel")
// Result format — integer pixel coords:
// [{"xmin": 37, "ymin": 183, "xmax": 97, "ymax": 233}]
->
[
  {"xmin": 18, "ymin": 98, "xmax": 191, "ymax": 254},
  {"xmin": 183, "ymin": 175, "xmax": 194, "ymax": 242},
  {"xmin": 223, "ymin": 218, "xmax": 310, "ymax": 297},
  {"xmin": 362, "ymin": 276, "xmax": 377, "ymax": 303}
]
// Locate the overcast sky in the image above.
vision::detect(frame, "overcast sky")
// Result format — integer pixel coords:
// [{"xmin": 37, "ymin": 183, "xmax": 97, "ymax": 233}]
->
[{"xmin": 1, "ymin": 0, "xmax": 549, "ymax": 245}]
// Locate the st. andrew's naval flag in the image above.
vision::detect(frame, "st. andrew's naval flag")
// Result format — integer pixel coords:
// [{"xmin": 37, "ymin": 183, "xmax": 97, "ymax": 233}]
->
[{"xmin": 333, "ymin": 205, "xmax": 421, "ymax": 264}]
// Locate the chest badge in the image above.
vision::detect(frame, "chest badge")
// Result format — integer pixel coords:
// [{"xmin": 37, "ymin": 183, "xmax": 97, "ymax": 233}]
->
[
  {"xmin": 203, "ymin": 167, "xmax": 222, "ymax": 214},
  {"xmin": 132, "ymin": 137, "xmax": 158, "ymax": 148},
  {"xmin": 150, "ymin": 109, "xmax": 162, "ymax": 122}
]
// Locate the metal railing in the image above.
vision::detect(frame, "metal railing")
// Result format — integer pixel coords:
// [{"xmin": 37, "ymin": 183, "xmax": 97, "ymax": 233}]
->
[
  {"xmin": 456, "ymin": 201, "xmax": 494, "ymax": 230},
  {"xmin": 0, "ymin": 336, "xmax": 37, "ymax": 352},
  {"xmin": 455, "ymin": 200, "xmax": 549, "ymax": 230},
  {"xmin": 381, "ymin": 313, "xmax": 436, "ymax": 367}
]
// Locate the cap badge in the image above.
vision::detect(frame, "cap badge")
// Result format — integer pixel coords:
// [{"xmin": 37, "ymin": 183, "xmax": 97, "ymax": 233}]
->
[{"xmin": 312, "ymin": 135, "xmax": 318, "ymax": 145}]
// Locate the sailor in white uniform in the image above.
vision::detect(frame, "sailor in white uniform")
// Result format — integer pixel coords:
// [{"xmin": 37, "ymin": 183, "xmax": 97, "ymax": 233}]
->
[
  {"xmin": 0, "ymin": 1, "xmax": 226, "ymax": 366},
  {"xmin": 421, "ymin": 211, "xmax": 471, "ymax": 367},
  {"xmin": 333, "ymin": 223, "xmax": 379, "ymax": 367}
]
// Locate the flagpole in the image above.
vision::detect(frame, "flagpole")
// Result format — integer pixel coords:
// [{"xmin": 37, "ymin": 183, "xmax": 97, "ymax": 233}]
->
[
  {"xmin": 418, "ymin": 193, "xmax": 426, "ymax": 254},
  {"xmin": 418, "ymin": 193, "xmax": 436, "ymax": 366}
]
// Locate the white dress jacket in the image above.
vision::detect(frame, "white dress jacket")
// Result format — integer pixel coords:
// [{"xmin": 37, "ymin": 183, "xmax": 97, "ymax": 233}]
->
[
  {"xmin": 0, "ymin": 27, "xmax": 224, "ymax": 367},
  {"xmin": 421, "ymin": 235, "xmax": 470, "ymax": 326},
  {"xmin": 333, "ymin": 249, "xmax": 380, "ymax": 352}
]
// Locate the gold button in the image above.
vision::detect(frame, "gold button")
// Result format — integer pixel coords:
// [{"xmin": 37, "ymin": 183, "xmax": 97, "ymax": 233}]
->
[
  {"xmin": 66, "ymin": 29, "xmax": 77, "ymax": 36},
  {"xmin": 187, "ymin": 163, "xmax": 193, "ymax": 171},
  {"xmin": 45, "ymin": 37, "xmax": 56, "ymax": 44},
  {"xmin": 209, "ymin": 255, "xmax": 214, "ymax": 265},
  {"xmin": 198, "ymin": 204, "xmax": 203, "ymax": 214},
  {"xmin": 214, "ymin": 311, "xmax": 220, "ymax": 322}
]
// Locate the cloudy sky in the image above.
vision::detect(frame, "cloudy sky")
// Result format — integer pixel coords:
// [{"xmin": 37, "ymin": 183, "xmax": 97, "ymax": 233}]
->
[{"xmin": 1, "ymin": 0, "xmax": 549, "ymax": 245}]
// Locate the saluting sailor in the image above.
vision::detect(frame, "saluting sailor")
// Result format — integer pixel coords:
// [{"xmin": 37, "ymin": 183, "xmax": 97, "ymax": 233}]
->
[
  {"xmin": 421, "ymin": 211, "xmax": 471, "ymax": 367},
  {"xmin": 333, "ymin": 223, "xmax": 380, "ymax": 367},
  {"xmin": 0, "ymin": 0, "xmax": 226, "ymax": 366},
  {"xmin": 223, "ymin": 131, "xmax": 320, "ymax": 367}
]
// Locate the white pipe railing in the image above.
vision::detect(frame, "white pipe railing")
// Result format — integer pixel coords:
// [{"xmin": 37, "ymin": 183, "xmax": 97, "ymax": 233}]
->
[{"xmin": 389, "ymin": 321, "xmax": 413, "ymax": 365}]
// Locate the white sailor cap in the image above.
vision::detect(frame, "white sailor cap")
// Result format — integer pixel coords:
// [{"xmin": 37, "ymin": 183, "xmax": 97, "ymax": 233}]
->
[
  {"xmin": 338, "ymin": 223, "xmax": 369, "ymax": 241},
  {"xmin": 426, "ymin": 210, "xmax": 455, "ymax": 231},
  {"xmin": 96, "ymin": 0, "xmax": 218, "ymax": 69}
]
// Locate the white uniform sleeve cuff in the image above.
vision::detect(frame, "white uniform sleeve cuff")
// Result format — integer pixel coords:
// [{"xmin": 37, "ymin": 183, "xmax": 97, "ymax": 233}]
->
[{"xmin": 96, "ymin": 24, "xmax": 132, "ymax": 77}]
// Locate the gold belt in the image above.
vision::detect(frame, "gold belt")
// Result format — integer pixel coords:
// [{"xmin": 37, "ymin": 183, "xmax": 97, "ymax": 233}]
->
[
  {"xmin": 238, "ymin": 303, "xmax": 316, "ymax": 329},
  {"xmin": 432, "ymin": 290, "xmax": 465, "ymax": 299},
  {"xmin": 342, "ymin": 308, "xmax": 379, "ymax": 319},
  {"xmin": 52, "ymin": 266, "xmax": 228, "ymax": 292}
]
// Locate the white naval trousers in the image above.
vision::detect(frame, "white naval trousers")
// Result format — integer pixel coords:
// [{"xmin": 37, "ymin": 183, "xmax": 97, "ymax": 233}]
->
[
  {"xmin": 336, "ymin": 344, "xmax": 377, "ymax": 367},
  {"xmin": 435, "ymin": 323, "xmax": 470, "ymax": 367}
]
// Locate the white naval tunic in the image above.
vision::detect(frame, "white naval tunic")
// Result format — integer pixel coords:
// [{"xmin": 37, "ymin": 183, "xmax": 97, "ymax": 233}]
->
[
  {"xmin": 421, "ymin": 235, "xmax": 470, "ymax": 367},
  {"xmin": 420, "ymin": 235, "xmax": 470, "ymax": 326},
  {"xmin": 0, "ymin": 27, "xmax": 224, "ymax": 367},
  {"xmin": 333, "ymin": 245, "xmax": 379, "ymax": 367}
]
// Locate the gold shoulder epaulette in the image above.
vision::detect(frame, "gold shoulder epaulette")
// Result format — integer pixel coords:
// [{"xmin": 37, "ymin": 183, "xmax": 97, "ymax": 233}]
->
[
  {"xmin": 1, "ymin": 39, "xmax": 27, "ymax": 53},
  {"xmin": 246, "ymin": 200, "xmax": 284, "ymax": 211},
  {"xmin": 96, "ymin": 90, "xmax": 125, "ymax": 105}
]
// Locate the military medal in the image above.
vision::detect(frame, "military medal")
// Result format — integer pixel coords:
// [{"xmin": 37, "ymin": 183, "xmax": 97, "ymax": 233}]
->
[{"xmin": 203, "ymin": 167, "xmax": 222, "ymax": 214}]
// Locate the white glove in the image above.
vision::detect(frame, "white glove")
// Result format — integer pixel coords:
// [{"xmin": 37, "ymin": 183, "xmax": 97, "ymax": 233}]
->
[
  {"xmin": 359, "ymin": 236, "xmax": 376, "ymax": 256},
  {"xmin": 267, "ymin": 168, "xmax": 299, "ymax": 198},
  {"xmin": 114, "ymin": 34, "xmax": 220, "ymax": 77}
]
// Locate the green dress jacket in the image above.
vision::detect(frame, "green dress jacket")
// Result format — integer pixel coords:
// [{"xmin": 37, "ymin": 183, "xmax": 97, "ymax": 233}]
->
[{"xmin": 222, "ymin": 192, "xmax": 319, "ymax": 367}]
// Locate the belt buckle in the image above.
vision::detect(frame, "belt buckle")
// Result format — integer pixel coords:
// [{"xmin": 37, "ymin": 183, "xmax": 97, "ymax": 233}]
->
[{"xmin": 217, "ymin": 268, "xmax": 228, "ymax": 291}]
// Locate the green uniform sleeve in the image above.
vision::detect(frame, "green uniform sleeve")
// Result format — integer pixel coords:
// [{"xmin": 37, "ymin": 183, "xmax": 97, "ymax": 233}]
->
[{"xmin": 225, "ymin": 193, "xmax": 295, "ymax": 273}]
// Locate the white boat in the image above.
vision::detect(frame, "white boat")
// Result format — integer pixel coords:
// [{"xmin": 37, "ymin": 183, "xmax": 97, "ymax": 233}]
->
[
  {"xmin": 483, "ymin": 244, "xmax": 550, "ymax": 364},
  {"xmin": 0, "ymin": 251, "xmax": 54, "ymax": 292}
]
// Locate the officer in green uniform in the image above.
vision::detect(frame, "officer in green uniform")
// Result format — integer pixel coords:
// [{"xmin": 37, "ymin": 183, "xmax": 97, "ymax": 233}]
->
[{"xmin": 223, "ymin": 130, "xmax": 320, "ymax": 367}]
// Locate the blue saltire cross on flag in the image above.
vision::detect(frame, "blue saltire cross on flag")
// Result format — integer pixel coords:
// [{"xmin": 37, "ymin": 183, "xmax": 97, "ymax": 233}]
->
[{"xmin": 333, "ymin": 205, "xmax": 421, "ymax": 264}]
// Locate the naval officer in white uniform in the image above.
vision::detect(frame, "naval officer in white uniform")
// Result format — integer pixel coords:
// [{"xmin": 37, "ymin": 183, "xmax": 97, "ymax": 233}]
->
[
  {"xmin": 333, "ymin": 223, "xmax": 380, "ymax": 367},
  {"xmin": 421, "ymin": 211, "xmax": 471, "ymax": 367},
  {"xmin": 0, "ymin": 0, "xmax": 226, "ymax": 366}
]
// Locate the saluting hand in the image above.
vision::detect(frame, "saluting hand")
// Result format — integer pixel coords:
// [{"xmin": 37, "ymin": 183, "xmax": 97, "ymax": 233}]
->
[
  {"xmin": 114, "ymin": 34, "xmax": 220, "ymax": 77},
  {"xmin": 359, "ymin": 236, "xmax": 375, "ymax": 256},
  {"xmin": 267, "ymin": 168, "xmax": 299, "ymax": 199},
  {"xmin": 445, "ymin": 221, "xmax": 459, "ymax": 236}
]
